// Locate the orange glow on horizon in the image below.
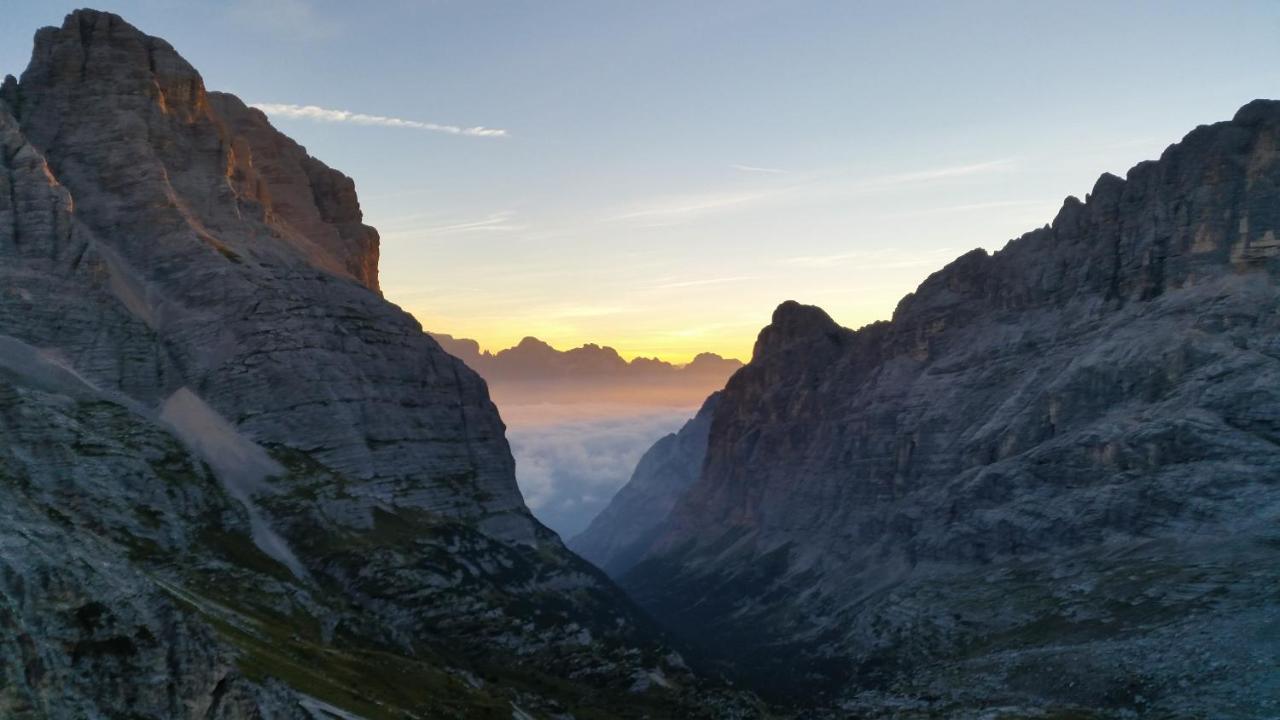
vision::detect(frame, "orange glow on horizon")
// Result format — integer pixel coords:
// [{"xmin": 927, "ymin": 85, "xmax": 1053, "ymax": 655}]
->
[
  {"xmin": 435, "ymin": 329, "xmax": 750, "ymax": 365},
  {"xmin": 408, "ymin": 309, "xmax": 758, "ymax": 365},
  {"xmin": 402, "ymin": 296, "xmax": 909, "ymax": 367}
]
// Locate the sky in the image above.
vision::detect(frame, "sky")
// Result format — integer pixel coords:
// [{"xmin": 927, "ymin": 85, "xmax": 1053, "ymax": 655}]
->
[{"xmin": 3, "ymin": 1, "xmax": 1279, "ymax": 362}]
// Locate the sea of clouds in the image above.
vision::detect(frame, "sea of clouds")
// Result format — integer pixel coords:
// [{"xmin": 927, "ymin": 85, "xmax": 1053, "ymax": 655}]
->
[{"xmin": 501, "ymin": 403, "xmax": 694, "ymax": 539}]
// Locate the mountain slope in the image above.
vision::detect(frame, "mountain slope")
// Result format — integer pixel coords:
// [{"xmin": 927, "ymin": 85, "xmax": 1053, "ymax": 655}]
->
[
  {"xmin": 570, "ymin": 393, "xmax": 721, "ymax": 576},
  {"xmin": 0, "ymin": 10, "xmax": 762, "ymax": 718},
  {"xmin": 622, "ymin": 100, "xmax": 1280, "ymax": 717}
]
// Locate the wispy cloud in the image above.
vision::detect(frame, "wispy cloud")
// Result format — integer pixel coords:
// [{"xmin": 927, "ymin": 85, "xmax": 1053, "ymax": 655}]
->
[
  {"xmin": 731, "ymin": 163, "xmax": 789, "ymax": 174},
  {"xmin": 250, "ymin": 103, "xmax": 509, "ymax": 138},
  {"xmin": 604, "ymin": 158, "xmax": 1014, "ymax": 228},
  {"xmin": 1099, "ymin": 136, "xmax": 1169, "ymax": 151},
  {"xmin": 607, "ymin": 191, "xmax": 773, "ymax": 223},
  {"xmin": 783, "ymin": 247, "xmax": 958, "ymax": 269},
  {"xmin": 374, "ymin": 211, "xmax": 528, "ymax": 241},
  {"xmin": 414, "ymin": 213, "xmax": 525, "ymax": 234},
  {"xmin": 647, "ymin": 275, "xmax": 759, "ymax": 290},
  {"xmin": 668, "ymin": 321, "xmax": 752, "ymax": 339},
  {"xmin": 892, "ymin": 199, "xmax": 1045, "ymax": 217},
  {"xmin": 857, "ymin": 159, "xmax": 1016, "ymax": 189},
  {"xmin": 533, "ymin": 304, "xmax": 638, "ymax": 320},
  {"xmin": 506, "ymin": 410, "xmax": 690, "ymax": 535}
]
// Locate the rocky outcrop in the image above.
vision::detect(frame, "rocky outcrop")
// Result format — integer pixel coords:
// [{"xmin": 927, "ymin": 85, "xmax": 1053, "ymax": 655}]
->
[
  {"xmin": 622, "ymin": 100, "xmax": 1280, "ymax": 717},
  {"xmin": 570, "ymin": 393, "xmax": 722, "ymax": 576},
  {"xmin": 0, "ymin": 10, "xmax": 761, "ymax": 718}
]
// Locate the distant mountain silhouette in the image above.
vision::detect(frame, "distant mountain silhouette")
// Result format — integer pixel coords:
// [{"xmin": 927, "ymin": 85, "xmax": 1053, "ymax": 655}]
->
[{"xmin": 431, "ymin": 332, "xmax": 743, "ymax": 385}]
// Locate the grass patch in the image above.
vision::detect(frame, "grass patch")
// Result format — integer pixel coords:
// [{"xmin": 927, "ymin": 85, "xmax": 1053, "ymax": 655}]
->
[{"xmin": 166, "ymin": 583, "xmax": 509, "ymax": 720}]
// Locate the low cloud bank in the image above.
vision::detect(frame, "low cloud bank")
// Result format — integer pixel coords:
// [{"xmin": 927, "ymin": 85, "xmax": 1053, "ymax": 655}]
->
[
  {"xmin": 505, "ymin": 405, "xmax": 692, "ymax": 538},
  {"xmin": 250, "ymin": 103, "xmax": 508, "ymax": 138},
  {"xmin": 428, "ymin": 332, "xmax": 735, "ymax": 540}
]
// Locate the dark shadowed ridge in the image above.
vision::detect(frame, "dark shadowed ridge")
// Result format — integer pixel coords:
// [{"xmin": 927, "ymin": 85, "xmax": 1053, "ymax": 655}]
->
[{"xmin": 619, "ymin": 99, "xmax": 1280, "ymax": 716}]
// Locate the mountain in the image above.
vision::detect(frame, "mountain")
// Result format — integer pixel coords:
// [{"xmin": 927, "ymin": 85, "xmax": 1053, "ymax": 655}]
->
[
  {"xmin": 0, "ymin": 10, "xmax": 763, "ymax": 718},
  {"xmin": 431, "ymin": 332, "xmax": 742, "ymax": 386},
  {"xmin": 569, "ymin": 393, "xmax": 721, "ymax": 576},
  {"xmin": 618, "ymin": 101, "xmax": 1280, "ymax": 717}
]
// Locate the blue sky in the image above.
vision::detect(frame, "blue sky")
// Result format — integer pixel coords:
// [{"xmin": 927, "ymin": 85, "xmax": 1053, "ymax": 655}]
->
[{"xmin": 4, "ymin": 0, "xmax": 1278, "ymax": 360}]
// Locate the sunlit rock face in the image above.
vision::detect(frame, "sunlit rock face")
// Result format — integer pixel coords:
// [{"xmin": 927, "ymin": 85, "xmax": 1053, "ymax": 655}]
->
[
  {"xmin": 8, "ymin": 9, "xmax": 519, "ymax": 532},
  {"xmin": 623, "ymin": 101, "xmax": 1280, "ymax": 717},
  {"xmin": 0, "ymin": 10, "xmax": 762, "ymax": 718}
]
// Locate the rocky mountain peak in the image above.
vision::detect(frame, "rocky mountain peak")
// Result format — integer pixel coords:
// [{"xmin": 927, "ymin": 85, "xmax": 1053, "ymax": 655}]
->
[
  {"xmin": 883, "ymin": 99, "xmax": 1280, "ymax": 366},
  {"xmin": 0, "ymin": 74, "xmax": 16, "ymax": 106},
  {"xmin": 751, "ymin": 299, "xmax": 849, "ymax": 362},
  {"xmin": 771, "ymin": 298, "xmax": 838, "ymax": 329},
  {"xmin": 1233, "ymin": 97, "xmax": 1280, "ymax": 125},
  {"xmin": 514, "ymin": 335, "xmax": 555, "ymax": 352},
  {"xmin": 685, "ymin": 351, "xmax": 741, "ymax": 376},
  {"xmin": 564, "ymin": 342, "xmax": 629, "ymax": 372},
  {"xmin": 11, "ymin": 9, "xmax": 381, "ymax": 293},
  {"xmin": 23, "ymin": 10, "xmax": 207, "ymax": 119}
]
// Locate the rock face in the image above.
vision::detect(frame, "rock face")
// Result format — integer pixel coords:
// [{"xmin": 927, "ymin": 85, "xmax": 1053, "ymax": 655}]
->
[
  {"xmin": 622, "ymin": 101, "xmax": 1280, "ymax": 717},
  {"xmin": 570, "ymin": 393, "xmax": 721, "ymax": 576},
  {"xmin": 0, "ymin": 11, "xmax": 761, "ymax": 718}
]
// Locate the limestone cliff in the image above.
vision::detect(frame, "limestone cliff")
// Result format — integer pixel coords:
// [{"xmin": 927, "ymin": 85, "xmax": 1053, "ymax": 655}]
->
[
  {"xmin": 623, "ymin": 101, "xmax": 1280, "ymax": 717},
  {"xmin": 0, "ymin": 10, "xmax": 761, "ymax": 718}
]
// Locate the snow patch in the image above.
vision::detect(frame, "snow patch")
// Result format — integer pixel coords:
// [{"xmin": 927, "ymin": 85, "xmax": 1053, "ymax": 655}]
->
[{"xmin": 160, "ymin": 387, "xmax": 308, "ymax": 579}]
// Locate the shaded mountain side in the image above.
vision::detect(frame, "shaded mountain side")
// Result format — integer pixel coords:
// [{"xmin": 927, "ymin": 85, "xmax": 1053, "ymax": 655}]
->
[
  {"xmin": 569, "ymin": 393, "xmax": 721, "ymax": 576},
  {"xmin": 621, "ymin": 100, "xmax": 1280, "ymax": 717},
  {"xmin": 0, "ymin": 10, "xmax": 764, "ymax": 718}
]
